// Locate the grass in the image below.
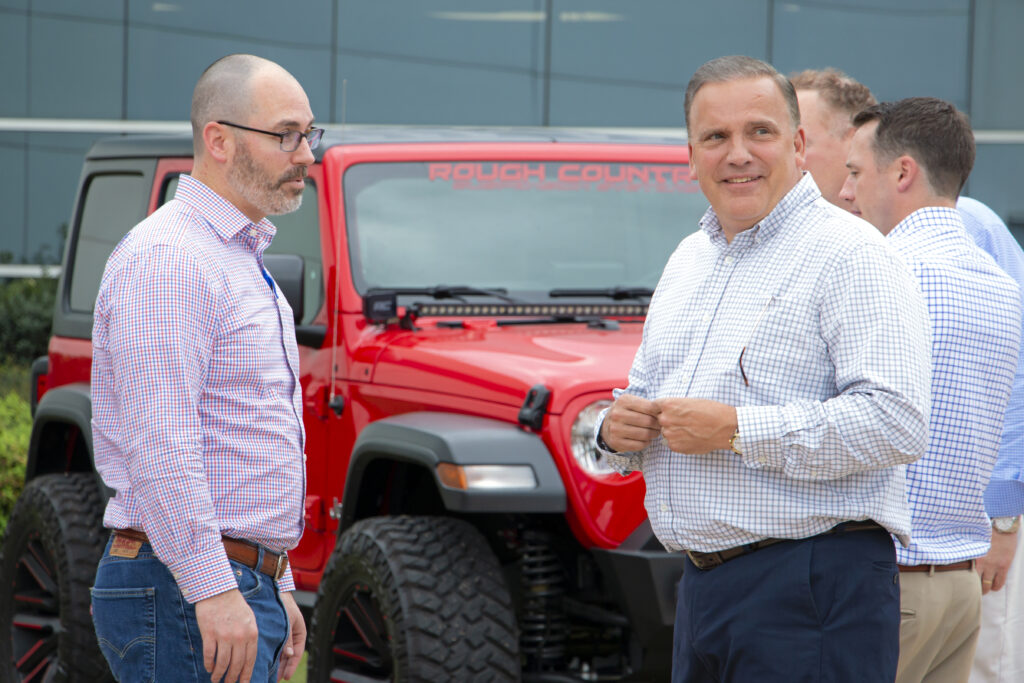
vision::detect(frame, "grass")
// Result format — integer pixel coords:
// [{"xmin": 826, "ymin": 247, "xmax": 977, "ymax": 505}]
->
[{"xmin": 285, "ymin": 652, "xmax": 307, "ymax": 682}]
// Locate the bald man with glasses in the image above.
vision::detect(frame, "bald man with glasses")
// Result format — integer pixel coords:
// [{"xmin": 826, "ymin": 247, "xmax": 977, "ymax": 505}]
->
[{"xmin": 90, "ymin": 54, "xmax": 319, "ymax": 682}]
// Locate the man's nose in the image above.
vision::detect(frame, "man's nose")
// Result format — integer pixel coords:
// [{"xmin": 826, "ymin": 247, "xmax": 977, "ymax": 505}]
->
[{"xmin": 724, "ymin": 137, "xmax": 753, "ymax": 165}]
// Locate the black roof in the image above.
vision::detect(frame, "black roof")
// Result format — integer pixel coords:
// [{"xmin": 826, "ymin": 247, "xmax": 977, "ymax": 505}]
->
[{"xmin": 85, "ymin": 125, "xmax": 687, "ymax": 160}]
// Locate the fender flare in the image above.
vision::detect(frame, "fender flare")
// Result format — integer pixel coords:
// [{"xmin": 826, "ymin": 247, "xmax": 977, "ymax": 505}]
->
[
  {"xmin": 26, "ymin": 383, "xmax": 107, "ymax": 497},
  {"xmin": 341, "ymin": 412, "xmax": 566, "ymax": 530}
]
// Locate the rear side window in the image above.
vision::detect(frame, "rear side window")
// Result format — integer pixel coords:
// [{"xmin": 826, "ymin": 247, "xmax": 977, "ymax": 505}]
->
[{"xmin": 69, "ymin": 173, "xmax": 148, "ymax": 313}]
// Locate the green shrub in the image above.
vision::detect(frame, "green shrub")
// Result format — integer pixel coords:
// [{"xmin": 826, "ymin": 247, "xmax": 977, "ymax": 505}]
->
[
  {"xmin": 0, "ymin": 361, "xmax": 30, "ymax": 402},
  {"xmin": 0, "ymin": 391, "xmax": 29, "ymax": 535},
  {"xmin": 0, "ymin": 277, "xmax": 57, "ymax": 365}
]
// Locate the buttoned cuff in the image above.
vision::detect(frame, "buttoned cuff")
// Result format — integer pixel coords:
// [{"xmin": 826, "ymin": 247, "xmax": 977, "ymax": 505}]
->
[
  {"xmin": 984, "ymin": 478, "xmax": 1024, "ymax": 518},
  {"xmin": 735, "ymin": 404, "xmax": 785, "ymax": 469},
  {"xmin": 277, "ymin": 563, "xmax": 296, "ymax": 592},
  {"xmin": 167, "ymin": 544, "xmax": 237, "ymax": 604}
]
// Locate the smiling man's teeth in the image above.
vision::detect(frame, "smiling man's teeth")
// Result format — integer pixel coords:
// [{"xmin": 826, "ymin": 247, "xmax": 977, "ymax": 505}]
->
[{"xmin": 725, "ymin": 177, "xmax": 756, "ymax": 183}]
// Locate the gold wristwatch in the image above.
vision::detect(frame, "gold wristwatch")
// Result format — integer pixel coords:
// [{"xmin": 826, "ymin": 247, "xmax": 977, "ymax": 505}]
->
[
  {"xmin": 729, "ymin": 429, "xmax": 743, "ymax": 455},
  {"xmin": 992, "ymin": 516, "xmax": 1021, "ymax": 534}
]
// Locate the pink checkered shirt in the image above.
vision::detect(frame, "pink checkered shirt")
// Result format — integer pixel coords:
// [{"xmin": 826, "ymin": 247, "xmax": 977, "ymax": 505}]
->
[{"xmin": 92, "ymin": 175, "xmax": 306, "ymax": 602}]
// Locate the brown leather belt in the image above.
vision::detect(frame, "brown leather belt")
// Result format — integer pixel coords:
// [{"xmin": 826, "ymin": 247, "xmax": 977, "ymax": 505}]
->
[
  {"xmin": 112, "ymin": 528, "xmax": 289, "ymax": 581},
  {"xmin": 685, "ymin": 520, "xmax": 885, "ymax": 571},
  {"xmin": 897, "ymin": 560, "xmax": 975, "ymax": 573}
]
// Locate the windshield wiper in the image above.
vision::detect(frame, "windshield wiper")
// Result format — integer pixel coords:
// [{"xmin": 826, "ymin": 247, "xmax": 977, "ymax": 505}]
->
[
  {"xmin": 386, "ymin": 285, "xmax": 519, "ymax": 303},
  {"xmin": 548, "ymin": 286, "xmax": 653, "ymax": 300}
]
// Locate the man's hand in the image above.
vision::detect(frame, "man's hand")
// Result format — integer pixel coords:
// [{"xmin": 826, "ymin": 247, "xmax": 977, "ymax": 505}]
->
[
  {"xmin": 977, "ymin": 530, "xmax": 1018, "ymax": 594},
  {"xmin": 195, "ymin": 589, "xmax": 259, "ymax": 683},
  {"xmin": 278, "ymin": 591, "xmax": 307, "ymax": 681},
  {"xmin": 599, "ymin": 394, "xmax": 662, "ymax": 453},
  {"xmin": 654, "ymin": 398, "xmax": 738, "ymax": 454}
]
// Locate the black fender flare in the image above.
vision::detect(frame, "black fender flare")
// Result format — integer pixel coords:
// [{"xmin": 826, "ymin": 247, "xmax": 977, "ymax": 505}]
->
[
  {"xmin": 340, "ymin": 412, "xmax": 566, "ymax": 530},
  {"xmin": 26, "ymin": 383, "xmax": 107, "ymax": 496}
]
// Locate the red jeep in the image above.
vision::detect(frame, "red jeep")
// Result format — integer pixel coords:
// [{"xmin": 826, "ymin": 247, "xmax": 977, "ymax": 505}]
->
[{"xmin": 1, "ymin": 127, "xmax": 707, "ymax": 681}]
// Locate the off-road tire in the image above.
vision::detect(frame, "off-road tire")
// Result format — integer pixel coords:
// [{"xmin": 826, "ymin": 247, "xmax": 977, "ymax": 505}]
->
[
  {"xmin": 0, "ymin": 473, "xmax": 111, "ymax": 682},
  {"xmin": 308, "ymin": 515, "xmax": 519, "ymax": 682}
]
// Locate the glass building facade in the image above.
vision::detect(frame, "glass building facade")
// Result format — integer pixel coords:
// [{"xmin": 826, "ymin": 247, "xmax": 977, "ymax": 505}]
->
[{"xmin": 2, "ymin": 0, "xmax": 1022, "ymax": 264}]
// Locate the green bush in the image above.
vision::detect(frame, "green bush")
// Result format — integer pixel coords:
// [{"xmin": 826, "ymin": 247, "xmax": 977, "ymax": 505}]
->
[
  {"xmin": 0, "ymin": 277, "xmax": 57, "ymax": 365},
  {"xmin": 0, "ymin": 391, "xmax": 29, "ymax": 535}
]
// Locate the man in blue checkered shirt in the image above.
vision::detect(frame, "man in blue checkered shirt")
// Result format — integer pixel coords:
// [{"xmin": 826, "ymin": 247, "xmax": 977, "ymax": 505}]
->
[
  {"xmin": 597, "ymin": 55, "xmax": 933, "ymax": 682},
  {"xmin": 842, "ymin": 97, "xmax": 1022, "ymax": 683}
]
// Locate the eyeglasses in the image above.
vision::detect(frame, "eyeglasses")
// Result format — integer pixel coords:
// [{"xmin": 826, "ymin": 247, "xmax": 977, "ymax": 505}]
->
[
  {"xmin": 217, "ymin": 120, "xmax": 324, "ymax": 152},
  {"xmin": 738, "ymin": 294, "xmax": 775, "ymax": 387}
]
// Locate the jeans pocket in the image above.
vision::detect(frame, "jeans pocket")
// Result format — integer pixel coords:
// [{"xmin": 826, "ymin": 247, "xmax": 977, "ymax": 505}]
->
[
  {"xmin": 91, "ymin": 586, "xmax": 156, "ymax": 683},
  {"xmin": 231, "ymin": 560, "xmax": 263, "ymax": 599}
]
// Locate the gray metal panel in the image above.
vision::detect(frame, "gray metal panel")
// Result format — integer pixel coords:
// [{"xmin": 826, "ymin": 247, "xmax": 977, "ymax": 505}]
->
[{"xmin": 346, "ymin": 412, "xmax": 566, "ymax": 518}]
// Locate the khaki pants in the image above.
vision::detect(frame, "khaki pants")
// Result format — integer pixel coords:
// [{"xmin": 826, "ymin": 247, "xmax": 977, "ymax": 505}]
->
[{"xmin": 897, "ymin": 568, "xmax": 983, "ymax": 683}]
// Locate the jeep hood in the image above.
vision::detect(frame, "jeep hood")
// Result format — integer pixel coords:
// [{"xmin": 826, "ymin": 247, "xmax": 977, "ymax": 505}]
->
[{"xmin": 367, "ymin": 322, "xmax": 642, "ymax": 414}]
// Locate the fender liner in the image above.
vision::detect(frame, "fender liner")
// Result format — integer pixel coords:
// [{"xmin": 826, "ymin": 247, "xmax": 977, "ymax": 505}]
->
[{"xmin": 341, "ymin": 412, "xmax": 566, "ymax": 529}]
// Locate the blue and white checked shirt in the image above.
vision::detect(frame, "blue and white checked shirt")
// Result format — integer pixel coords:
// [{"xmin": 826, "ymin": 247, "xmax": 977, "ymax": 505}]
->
[
  {"xmin": 92, "ymin": 175, "xmax": 306, "ymax": 602},
  {"xmin": 600, "ymin": 174, "xmax": 932, "ymax": 552},
  {"xmin": 888, "ymin": 207, "xmax": 1021, "ymax": 565},
  {"xmin": 959, "ymin": 196, "xmax": 1024, "ymax": 519}
]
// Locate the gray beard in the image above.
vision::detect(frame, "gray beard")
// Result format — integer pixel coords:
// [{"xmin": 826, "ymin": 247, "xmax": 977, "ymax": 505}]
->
[{"xmin": 229, "ymin": 142, "xmax": 305, "ymax": 217}]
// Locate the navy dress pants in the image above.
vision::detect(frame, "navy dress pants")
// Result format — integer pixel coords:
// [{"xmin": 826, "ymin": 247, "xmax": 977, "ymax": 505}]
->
[{"xmin": 673, "ymin": 525, "xmax": 900, "ymax": 683}]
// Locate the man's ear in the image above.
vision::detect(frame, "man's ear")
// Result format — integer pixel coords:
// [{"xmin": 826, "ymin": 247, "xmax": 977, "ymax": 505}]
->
[
  {"xmin": 793, "ymin": 125, "xmax": 807, "ymax": 168},
  {"xmin": 202, "ymin": 121, "xmax": 232, "ymax": 164},
  {"xmin": 895, "ymin": 155, "xmax": 918, "ymax": 193},
  {"xmin": 688, "ymin": 142, "xmax": 697, "ymax": 180}
]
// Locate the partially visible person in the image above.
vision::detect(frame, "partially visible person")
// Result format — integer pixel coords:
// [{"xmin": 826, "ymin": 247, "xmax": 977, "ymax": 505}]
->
[
  {"xmin": 790, "ymin": 68, "xmax": 876, "ymax": 207},
  {"xmin": 90, "ymin": 54, "xmax": 320, "ymax": 682},
  {"xmin": 959, "ymin": 196, "xmax": 1024, "ymax": 683},
  {"xmin": 841, "ymin": 97, "xmax": 1022, "ymax": 683},
  {"xmin": 793, "ymin": 68, "xmax": 1024, "ymax": 683},
  {"xmin": 597, "ymin": 55, "xmax": 933, "ymax": 683}
]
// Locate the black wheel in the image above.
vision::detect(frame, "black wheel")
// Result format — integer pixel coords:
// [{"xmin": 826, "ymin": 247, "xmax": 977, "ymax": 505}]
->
[
  {"xmin": 0, "ymin": 473, "xmax": 111, "ymax": 682},
  {"xmin": 308, "ymin": 516, "xmax": 519, "ymax": 683}
]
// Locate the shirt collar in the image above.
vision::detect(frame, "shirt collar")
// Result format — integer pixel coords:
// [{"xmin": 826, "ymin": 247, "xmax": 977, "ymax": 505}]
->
[
  {"xmin": 173, "ymin": 174, "xmax": 277, "ymax": 246},
  {"xmin": 699, "ymin": 172, "xmax": 821, "ymax": 248},
  {"xmin": 888, "ymin": 206, "xmax": 963, "ymax": 244}
]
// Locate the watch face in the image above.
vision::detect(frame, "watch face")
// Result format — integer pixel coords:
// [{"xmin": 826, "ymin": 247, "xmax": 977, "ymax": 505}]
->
[{"xmin": 994, "ymin": 516, "xmax": 1020, "ymax": 533}]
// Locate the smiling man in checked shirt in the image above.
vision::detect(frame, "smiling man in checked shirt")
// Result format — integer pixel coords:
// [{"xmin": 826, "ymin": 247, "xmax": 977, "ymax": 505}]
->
[
  {"xmin": 841, "ymin": 98, "xmax": 1022, "ymax": 683},
  {"xmin": 90, "ymin": 55, "xmax": 321, "ymax": 683},
  {"xmin": 597, "ymin": 55, "xmax": 933, "ymax": 682}
]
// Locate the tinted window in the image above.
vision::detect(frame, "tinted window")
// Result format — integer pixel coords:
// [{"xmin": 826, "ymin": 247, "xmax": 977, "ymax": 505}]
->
[
  {"xmin": 69, "ymin": 173, "xmax": 147, "ymax": 312},
  {"xmin": 345, "ymin": 161, "xmax": 708, "ymax": 294},
  {"xmin": 163, "ymin": 175, "xmax": 324, "ymax": 324}
]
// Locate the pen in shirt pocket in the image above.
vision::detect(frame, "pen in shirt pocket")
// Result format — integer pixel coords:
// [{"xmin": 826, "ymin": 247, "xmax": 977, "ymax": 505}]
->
[{"xmin": 738, "ymin": 293, "xmax": 776, "ymax": 386}]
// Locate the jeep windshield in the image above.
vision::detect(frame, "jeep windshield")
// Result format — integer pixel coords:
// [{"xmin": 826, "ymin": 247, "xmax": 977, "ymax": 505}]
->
[{"xmin": 344, "ymin": 161, "xmax": 708, "ymax": 300}]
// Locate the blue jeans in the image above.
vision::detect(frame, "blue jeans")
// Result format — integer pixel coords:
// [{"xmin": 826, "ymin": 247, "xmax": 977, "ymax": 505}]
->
[
  {"xmin": 673, "ymin": 525, "xmax": 900, "ymax": 683},
  {"xmin": 91, "ymin": 535, "xmax": 288, "ymax": 682}
]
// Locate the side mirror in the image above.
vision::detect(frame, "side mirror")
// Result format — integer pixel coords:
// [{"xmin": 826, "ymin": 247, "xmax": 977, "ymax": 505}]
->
[{"xmin": 263, "ymin": 253, "xmax": 304, "ymax": 324}]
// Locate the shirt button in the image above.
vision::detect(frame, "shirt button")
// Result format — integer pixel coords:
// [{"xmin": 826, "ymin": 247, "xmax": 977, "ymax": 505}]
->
[
  {"xmin": 724, "ymin": 255, "xmax": 735, "ymax": 265},
  {"xmin": 702, "ymin": 312, "xmax": 712, "ymax": 324},
  {"xmin": 248, "ymin": 227, "xmax": 258, "ymax": 237},
  {"xmin": 660, "ymin": 504, "xmax": 668, "ymax": 512}
]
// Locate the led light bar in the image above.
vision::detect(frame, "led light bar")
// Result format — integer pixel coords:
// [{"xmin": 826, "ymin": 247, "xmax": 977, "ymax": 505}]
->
[{"xmin": 414, "ymin": 302, "xmax": 648, "ymax": 317}]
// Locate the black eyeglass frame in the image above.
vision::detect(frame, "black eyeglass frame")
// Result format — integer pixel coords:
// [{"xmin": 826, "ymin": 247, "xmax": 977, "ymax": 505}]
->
[{"xmin": 217, "ymin": 120, "xmax": 324, "ymax": 152}]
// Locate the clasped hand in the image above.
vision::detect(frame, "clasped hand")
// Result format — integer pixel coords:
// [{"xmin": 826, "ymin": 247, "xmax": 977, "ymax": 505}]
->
[{"xmin": 599, "ymin": 395, "xmax": 738, "ymax": 455}]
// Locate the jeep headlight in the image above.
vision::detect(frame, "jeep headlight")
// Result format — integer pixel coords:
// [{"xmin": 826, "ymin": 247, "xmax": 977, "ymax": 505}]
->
[{"xmin": 570, "ymin": 399, "xmax": 615, "ymax": 476}]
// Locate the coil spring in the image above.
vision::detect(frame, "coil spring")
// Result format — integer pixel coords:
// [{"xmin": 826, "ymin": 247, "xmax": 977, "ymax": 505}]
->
[{"xmin": 519, "ymin": 529, "xmax": 567, "ymax": 668}]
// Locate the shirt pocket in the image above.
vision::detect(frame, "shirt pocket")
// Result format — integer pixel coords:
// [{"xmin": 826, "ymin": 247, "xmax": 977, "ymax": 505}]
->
[{"xmin": 740, "ymin": 296, "xmax": 829, "ymax": 391}]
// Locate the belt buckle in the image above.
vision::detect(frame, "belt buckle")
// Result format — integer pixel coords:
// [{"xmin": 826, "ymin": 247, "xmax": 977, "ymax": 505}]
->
[{"xmin": 273, "ymin": 552, "xmax": 288, "ymax": 581}]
